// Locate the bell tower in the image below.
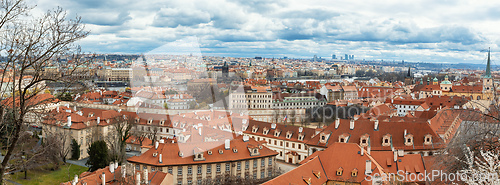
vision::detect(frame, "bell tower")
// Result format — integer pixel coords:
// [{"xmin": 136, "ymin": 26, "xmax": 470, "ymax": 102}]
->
[{"xmin": 483, "ymin": 48, "xmax": 493, "ymax": 93}]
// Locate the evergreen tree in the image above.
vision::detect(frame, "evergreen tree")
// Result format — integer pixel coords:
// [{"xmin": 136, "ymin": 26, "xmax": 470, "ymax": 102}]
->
[
  {"xmin": 86, "ymin": 140, "xmax": 109, "ymax": 171},
  {"xmin": 71, "ymin": 139, "xmax": 80, "ymax": 160}
]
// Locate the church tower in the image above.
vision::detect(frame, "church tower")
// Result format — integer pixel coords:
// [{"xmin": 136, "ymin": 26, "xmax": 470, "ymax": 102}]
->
[
  {"xmin": 483, "ymin": 48, "xmax": 493, "ymax": 94},
  {"xmin": 404, "ymin": 67, "xmax": 413, "ymax": 85}
]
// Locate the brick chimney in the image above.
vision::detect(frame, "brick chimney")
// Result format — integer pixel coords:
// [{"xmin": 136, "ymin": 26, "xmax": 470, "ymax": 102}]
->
[{"xmin": 110, "ymin": 162, "xmax": 114, "ymax": 173}]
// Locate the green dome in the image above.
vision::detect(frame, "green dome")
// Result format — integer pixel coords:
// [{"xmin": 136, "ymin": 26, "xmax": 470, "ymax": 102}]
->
[
  {"xmin": 433, "ymin": 77, "xmax": 438, "ymax": 82},
  {"xmin": 441, "ymin": 81, "xmax": 452, "ymax": 85}
]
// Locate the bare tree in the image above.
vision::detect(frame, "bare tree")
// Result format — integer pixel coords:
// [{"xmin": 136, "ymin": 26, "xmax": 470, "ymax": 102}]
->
[
  {"xmin": 107, "ymin": 116, "xmax": 134, "ymax": 163},
  {"xmin": 0, "ymin": 0, "xmax": 89, "ymax": 182},
  {"xmin": 44, "ymin": 127, "xmax": 72, "ymax": 164}
]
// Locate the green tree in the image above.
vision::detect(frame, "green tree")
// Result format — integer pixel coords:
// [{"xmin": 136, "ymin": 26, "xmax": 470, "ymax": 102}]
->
[
  {"xmin": 163, "ymin": 103, "xmax": 168, "ymax": 109},
  {"xmin": 71, "ymin": 139, "xmax": 80, "ymax": 160},
  {"xmin": 86, "ymin": 140, "xmax": 109, "ymax": 171}
]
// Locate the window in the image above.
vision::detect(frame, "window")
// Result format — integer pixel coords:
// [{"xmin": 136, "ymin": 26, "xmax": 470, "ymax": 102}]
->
[
  {"xmin": 178, "ymin": 167, "xmax": 183, "ymax": 175},
  {"xmin": 268, "ymin": 170, "xmax": 272, "ymax": 177},
  {"xmin": 197, "ymin": 179, "xmax": 202, "ymax": 184},
  {"xmin": 253, "ymin": 174, "xmax": 257, "ymax": 179},
  {"xmin": 261, "ymin": 159, "xmax": 265, "ymax": 167},
  {"xmin": 136, "ymin": 165, "xmax": 140, "ymax": 171},
  {"xmin": 237, "ymin": 162, "xmax": 241, "ymax": 170},
  {"xmin": 187, "ymin": 180, "xmax": 192, "ymax": 185},
  {"xmin": 268, "ymin": 158, "xmax": 272, "ymax": 165},
  {"xmin": 321, "ymin": 136, "xmax": 325, "ymax": 140},
  {"xmin": 280, "ymin": 141, "xmax": 283, "ymax": 146},
  {"xmin": 226, "ymin": 163, "xmax": 230, "ymax": 172},
  {"xmin": 216, "ymin": 164, "xmax": 221, "ymax": 173},
  {"xmin": 286, "ymin": 142, "xmax": 289, "ymax": 147},
  {"xmin": 143, "ymin": 166, "xmax": 147, "ymax": 170},
  {"xmin": 245, "ymin": 161, "xmax": 249, "ymax": 169},
  {"xmin": 178, "ymin": 180, "xmax": 182, "ymax": 185},
  {"xmin": 298, "ymin": 144, "xmax": 302, "ymax": 149},
  {"xmin": 188, "ymin": 166, "xmax": 192, "ymax": 175},
  {"xmin": 207, "ymin": 165, "xmax": 211, "ymax": 173},
  {"xmin": 253, "ymin": 160, "xmax": 257, "ymax": 168},
  {"xmin": 261, "ymin": 171, "xmax": 265, "ymax": 178},
  {"xmin": 151, "ymin": 167, "xmax": 155, "ymax": 172},
  {"xmin": 168, "ymin": 167, "xmax": 172, "ymax": 174}
]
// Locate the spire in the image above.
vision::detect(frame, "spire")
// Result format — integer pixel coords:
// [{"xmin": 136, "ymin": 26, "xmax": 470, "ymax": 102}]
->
[
  {"xmin": 485, "ymin": 47, "xmax": 491, "ymax": 78},
  {"xmin": 407, "ymin": 67, "xmax": 411, "ymax": 77}
]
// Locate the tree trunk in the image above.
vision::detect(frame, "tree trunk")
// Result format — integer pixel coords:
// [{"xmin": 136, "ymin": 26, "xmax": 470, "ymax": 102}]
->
[{"xmin": 0, "ymin": 119, "xmax": 22, "ymax": 185}]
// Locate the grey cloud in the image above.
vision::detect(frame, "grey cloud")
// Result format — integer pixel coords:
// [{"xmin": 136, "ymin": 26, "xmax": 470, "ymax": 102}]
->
[
  {"xmin": 81, "ymin": 12, "xmax": 132, "ymax": 26},
  {"xmin": 152, "ymin": 8, "xmax": 211, "ymax": 28},
  {"xmin": 233, "ymin": 0, "xmax": 285, "ymax": 13}
]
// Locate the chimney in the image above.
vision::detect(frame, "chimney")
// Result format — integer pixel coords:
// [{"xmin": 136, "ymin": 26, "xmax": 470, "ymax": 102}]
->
[
  {"xmin": 114, "ymin": 161, "xmax": 118, "ymax": 170},
  {"xmin": 136, "ymin": 172, "xmax": 140, "ymax": 185},
  {"xmin": 57, "ymin": 106, "xmax": 59, "ymax": 113},
  {"xmin": 404, "ymin": 129, "xmax": 407, "ymax": 136},
  {"xmin": 198, "ymin": 127, "xmax": 202, "ymax": 136},
  {"xmin": 66, "ymin": 104, "xmax": 69, "ymax": 108},
  {"xmin": 110, "ymin": 162, "xmax": 114, "ymax": 173},
  {"xmin": 159, "ymin": 139, "xmax": 164, "ymax": 143},
  {"xmin": 350, "ymin": 119, "xmax": 355, "ymax": 130},
  {"xmin": 365, "ymin": 160, "xmax": 372, "ymax": 175},
  {"xmin": 243, "ymin": 135, "xmax": 249, "ymax": 142},
  {"xmin": 67, "ymin": 116, "xmax": 72, "ymax": 127},
  {"xmin": 155, "ymin": 141, "xmax": 159, "ymax": 149},
  {"xmin": 394, "ymin": 151, "xmax": 398, "ymax": 162},
  {"xmin": 427, "ymin": 120, "xmax": 431, "ymax": 124},
  {"xmin": 225, "ymin": 139, "xmax": 230, "ymax": 150},
  {"xmin": 361, "ymin": 148, "xmax": 364, "ymax": 156},
  {"xmin": 391, "ymin": 99, "xmax": 393, "ymax": 103},
  {"xmin": 374, "ymin": 120, "xmax": 379, "ymax": 130},
  {"xmin": 143, "ymin": 169, "xmax": 148, "ymax": 184},
  {"xmin": 72, "ymin": 174, "xmax": 78, "ymax": 185},
  {"xmin": 97, "ymin": 117, "xmax": 100, "ymax": 124},
  {"xmin": 335, "ymin": 118, "xmax": 340, "ymax": 129},
  {"xmin": 74, "ymin": 105, "xmax": 77, "ymax": 111},
  {"xmin": 101, "ymin": 172, "xmax": 105, "ymax": 185},
  {"xmin": 367, "ymin": 146, "xmax": 371, "ymax": 155},
  {"xmin": 159, "ymin": 154, "xmax": 162, "ymax": 163}
]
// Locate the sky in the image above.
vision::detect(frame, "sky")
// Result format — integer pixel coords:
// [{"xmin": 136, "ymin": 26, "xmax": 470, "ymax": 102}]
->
[{"xmin": 29, "ymin": 0, "xmax": 500, "ymax": 64}]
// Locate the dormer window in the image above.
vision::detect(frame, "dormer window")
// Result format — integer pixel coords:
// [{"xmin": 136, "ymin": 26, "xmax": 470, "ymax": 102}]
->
[
  {"xmin": 382, "ymin": 134, "xmax": 391, "ymax": 147},
  {"xmin": 173, "ymin": 121, "xmax": 178, "ymax": 127},
  {"xmin": 320, "ymin": 132, "xmax": 331, "ymax": 144},
  {"xmin": 424, "ymin": 134, "xmax": 432, "ymax": 145},
  {"xmin": 233, "ymin": 148, "xmax": 238, "ymax": 153},
  {"xmin": 404, "ymin": 134, "xmax": 414, "ymax": 146},
  {"xmin": 207, "ymin": 150, "xmax": 212, "ymax": 155},
  {"xmin": 147, "ymin": 119, "xmax": 153, "ymax": 124},
  {"xmin": 252, "ymin": 125, "xmax": 258, "ymax": 133},
  {"xmin": 286, "ymin": 131, "xmax": 293, "ymax": 139},
  {"xmin": 298, "ymin": 134, "xmax": 304, "ymax": 141},
  {"xmin": 360, "ymin": 134, "xmax": 370, "ymax": 147},
  {"xmin": 338, "ymin": 134, "xmax": 349, "ymax": 143},
  {"xmin": 274, "ymin": 130, "xmax": 281, "ymax": 137},
  {"xmin": 179, "ymin": 151, "xmax": 183, "ymax": 157},
  {"xmin": 351, "ymin": 169, "xmax": 358, "ymax": 177},
  {"xmin": 263, "ymin": 128, "xmax": 269, "ymax": 135},
  {"xmin": 160, "ymin": 119, "xmax": 164, "ymax": 125},
  {"xmin": 135, "ymin": 118, "xmax": 140, "ymax": 123},
  {"xmin": 219, "ymin": 149, "xmax": 223, "ymax": 154},
  {"xmin": 336, "ymin": 167, "xmax": 343, "ymax": 176}
]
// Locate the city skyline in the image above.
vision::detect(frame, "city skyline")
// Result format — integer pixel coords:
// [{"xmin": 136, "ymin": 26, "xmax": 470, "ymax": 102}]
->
[{"xmin": 30, "ymin": 0, "xmax": 500, "ymax": 64}]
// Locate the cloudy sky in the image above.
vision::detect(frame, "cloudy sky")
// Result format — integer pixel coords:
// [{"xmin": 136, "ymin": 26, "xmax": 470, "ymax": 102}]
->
[{"xmin": 30, "ymin": 0, "xmax": 500, "ymax": 63}]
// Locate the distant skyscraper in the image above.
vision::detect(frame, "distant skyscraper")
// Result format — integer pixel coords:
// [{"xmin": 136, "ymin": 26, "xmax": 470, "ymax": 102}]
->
[
  {"xmin": 332, "ymin": 54, "xmax": 336, "ymax": 59},
  {"xmin": 345, "ymin": 54, "xmax": 348, "ymax": 60},
  {"xmin": 351, "ymin": 55, "xmax": 354, "ymax": 60},
  {"xmin": 313, "ymin": 55, "xmax": 318, "ymax": 61}
]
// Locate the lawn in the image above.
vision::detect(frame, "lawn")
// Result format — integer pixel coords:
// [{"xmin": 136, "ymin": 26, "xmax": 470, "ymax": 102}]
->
[{"xmin": 7, "ymin": 163, "xmax": 88, "ymax": 185}]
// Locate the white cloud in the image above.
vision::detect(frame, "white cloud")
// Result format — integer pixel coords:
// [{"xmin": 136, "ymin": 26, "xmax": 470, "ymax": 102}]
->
[{"xmin": 28, "ymin": 0, "xmax": 500, "ymax": 63}]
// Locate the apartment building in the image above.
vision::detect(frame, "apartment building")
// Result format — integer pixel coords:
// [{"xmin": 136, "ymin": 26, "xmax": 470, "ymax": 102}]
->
[
  {"xmin": 42, "ymin": 106, "xmax": 123, "ymax": 159},
  {"xmin": 127, "ymin": 136, "xmax": 278, "ymax": 185},
  {"xmin": 242, "ymin": 120, "xmax": 318, "ymax": 164},
  {"xmin": 229, "ymin": 86, "xmax": 273, "ymax": 110},
  {"xmin": 306, "ymin": 116, "xmax": 445, "ymax": 157}
]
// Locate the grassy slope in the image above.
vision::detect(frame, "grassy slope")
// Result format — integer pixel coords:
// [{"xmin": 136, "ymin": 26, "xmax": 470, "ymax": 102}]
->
[{"xmin": 8, "ymin": 164, "xmax": 88, "ymax": 185}]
